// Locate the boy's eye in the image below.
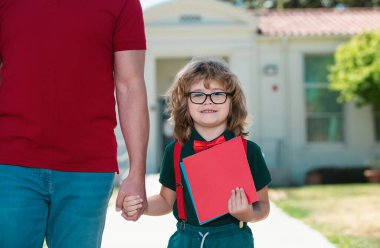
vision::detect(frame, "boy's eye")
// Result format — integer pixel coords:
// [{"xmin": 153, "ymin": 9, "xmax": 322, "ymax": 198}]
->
[
  {"xmin": 212, "ymin": 92, "xmax": 226, "ymax": 96},
  {"xmin": 191, "ymin": 92, "xmax": 205, "ymax": 98}
]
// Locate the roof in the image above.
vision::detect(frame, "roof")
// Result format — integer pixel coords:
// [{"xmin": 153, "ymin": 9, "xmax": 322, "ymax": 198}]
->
[
  {"xmin": 140, "ymin": 1, "xmax": 380, "ymax": 37},
  {"xmin": 254, "ymin": 8, "xmax": 380, "ymax": 37}
]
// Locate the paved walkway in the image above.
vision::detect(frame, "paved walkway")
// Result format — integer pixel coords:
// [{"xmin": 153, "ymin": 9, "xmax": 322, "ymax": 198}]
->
[{"xmin": 102, "ymin": 174, "xmax": 335, "ymax": 248}]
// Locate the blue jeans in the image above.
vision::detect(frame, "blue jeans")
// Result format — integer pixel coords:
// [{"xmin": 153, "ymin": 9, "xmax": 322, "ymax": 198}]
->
[{"xmin": 0, "ymin": 164, "xmax": 115, "ymax": 248}]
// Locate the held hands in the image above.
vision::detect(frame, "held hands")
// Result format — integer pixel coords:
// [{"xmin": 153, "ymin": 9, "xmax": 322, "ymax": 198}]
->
[
  {"xmin": 123, "ymin": 195, "xmax": 144, "ymax": 217},
  {"xmin": 228, "ymin": 187, "xmax": 253, "ymax": 222},
  {"xmin": 115, "ymin": 174, "xmax": 147, "ymax": 221}
]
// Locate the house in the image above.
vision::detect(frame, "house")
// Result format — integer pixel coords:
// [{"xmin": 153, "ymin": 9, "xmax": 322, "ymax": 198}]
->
[{"xmin": 116, "ymin": 0, "xmax": 380, "ymax": 185}]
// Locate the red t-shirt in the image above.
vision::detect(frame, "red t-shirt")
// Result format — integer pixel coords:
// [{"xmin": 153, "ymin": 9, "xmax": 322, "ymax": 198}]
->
[{"xmin": 0, "ymin": 0, "xmax": 146, "ymax": 172}]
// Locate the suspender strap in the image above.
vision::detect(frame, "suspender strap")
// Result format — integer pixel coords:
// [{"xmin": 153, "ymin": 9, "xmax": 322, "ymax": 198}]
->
[
  {"xmin": 173, "ymin": 137, "xmax": 248, "ymax": 226},
  {"xmin": 174, "ymin": 141, "xmax": 187, "ymax": 222}
]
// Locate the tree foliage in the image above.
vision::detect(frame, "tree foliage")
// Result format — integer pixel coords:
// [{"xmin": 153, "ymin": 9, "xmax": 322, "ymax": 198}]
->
[{"xmin": 328, "ymin": 29, "xmax": 380, "ymax": 108}]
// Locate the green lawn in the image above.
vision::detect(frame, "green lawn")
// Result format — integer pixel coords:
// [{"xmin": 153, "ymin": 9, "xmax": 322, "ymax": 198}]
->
[{"xmin": 270, "ymin": 184, "xmax": 380, "ymax": 248}]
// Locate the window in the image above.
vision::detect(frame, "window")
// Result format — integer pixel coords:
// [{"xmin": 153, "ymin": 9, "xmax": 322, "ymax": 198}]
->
[{"xmin": 304, "ymin": 55, "xmax": 344, "ymax": 142}]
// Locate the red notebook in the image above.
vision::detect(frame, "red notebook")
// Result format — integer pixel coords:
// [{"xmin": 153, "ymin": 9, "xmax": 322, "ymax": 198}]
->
[{"xmin": 180, "ymin": 136, "xmax": 258, "ymax": 224}]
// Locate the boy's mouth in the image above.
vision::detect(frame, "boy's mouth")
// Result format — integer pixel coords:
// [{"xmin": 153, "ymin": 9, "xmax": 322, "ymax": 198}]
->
[{"xmin": 200, "ymin": 109, "xmax": 217, "ymax": 113}]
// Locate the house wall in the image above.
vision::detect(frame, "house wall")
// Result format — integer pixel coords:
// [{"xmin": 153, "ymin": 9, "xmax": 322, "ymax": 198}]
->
[{"xmin": 256, "ymin": 37, "xmax": 380, "ymax": 185}]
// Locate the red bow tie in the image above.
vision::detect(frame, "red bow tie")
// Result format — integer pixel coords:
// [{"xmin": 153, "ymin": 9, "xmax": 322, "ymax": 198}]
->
[{"xmin": 193, "ymin": 136, "xmax": 226, "ymax": 153}]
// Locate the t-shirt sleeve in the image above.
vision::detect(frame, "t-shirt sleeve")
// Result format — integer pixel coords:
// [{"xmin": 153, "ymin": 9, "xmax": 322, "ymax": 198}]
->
[
  {"xmin": 159, "ymin": 142, "xmax": 176, "ymax": 191},
  {"xmin": 113, "ymin": 0, "xmax": 146, "ymax": 51},
  {"xmin": 247, "ymin": 141, "xmax": 272, "ymax": 191}
]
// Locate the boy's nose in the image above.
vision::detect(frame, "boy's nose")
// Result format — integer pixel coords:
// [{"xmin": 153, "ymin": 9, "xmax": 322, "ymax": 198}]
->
[{"xmin": 203, "ymin": 95, "xmax": 213, "ymax": 104}]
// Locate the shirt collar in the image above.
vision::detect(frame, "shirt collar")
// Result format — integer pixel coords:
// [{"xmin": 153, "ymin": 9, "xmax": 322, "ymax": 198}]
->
[{"xmin": 190, "ymin": 128, "xmax": 235, "ymax": 142}]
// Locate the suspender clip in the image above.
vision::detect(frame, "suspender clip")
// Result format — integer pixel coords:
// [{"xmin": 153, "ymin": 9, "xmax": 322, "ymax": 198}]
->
[{"xmin": 175, "ymin": 182, "xmax": 183, "ymax": 188}]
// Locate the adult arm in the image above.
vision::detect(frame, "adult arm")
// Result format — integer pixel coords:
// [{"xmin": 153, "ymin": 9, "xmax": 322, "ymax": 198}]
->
[{"xmin": 114, "ymin": 50, "xmax": 149, "ymax": 221}]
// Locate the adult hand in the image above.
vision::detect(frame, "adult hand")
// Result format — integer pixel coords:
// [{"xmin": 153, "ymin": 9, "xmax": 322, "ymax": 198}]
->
[{"xmin": 115, "ymin": 173, "xmax": 147, "ymax": 221}]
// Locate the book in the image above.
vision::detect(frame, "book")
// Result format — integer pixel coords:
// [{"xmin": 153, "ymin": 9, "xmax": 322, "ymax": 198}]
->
[{"xmin": 180, "ymin": 136, "xmax": 258, "ymax": 225}]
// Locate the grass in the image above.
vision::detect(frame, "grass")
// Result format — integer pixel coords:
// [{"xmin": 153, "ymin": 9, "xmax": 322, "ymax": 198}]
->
[{"xmin": 270, "ymin": 184, "xmax": 380, "ymax": 248}]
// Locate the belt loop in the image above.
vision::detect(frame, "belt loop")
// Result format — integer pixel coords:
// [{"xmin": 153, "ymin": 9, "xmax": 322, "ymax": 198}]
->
[{"xmin": 181, "ymin": 220, "xmax": 186, "ymax": 231}]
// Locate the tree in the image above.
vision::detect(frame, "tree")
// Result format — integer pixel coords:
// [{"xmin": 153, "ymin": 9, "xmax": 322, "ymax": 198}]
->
[
  {"xmin": 328, "ymin": 29, "xmax": 380, "ymax": 109},
  {"xmin": 329, "ymin": 29, "xmax": 380, "ymax": 140}
]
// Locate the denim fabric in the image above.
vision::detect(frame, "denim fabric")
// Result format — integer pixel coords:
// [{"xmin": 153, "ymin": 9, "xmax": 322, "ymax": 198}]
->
[{"xmin": 0, "ymin": 164, "xmax": 114, "ymax": 248}]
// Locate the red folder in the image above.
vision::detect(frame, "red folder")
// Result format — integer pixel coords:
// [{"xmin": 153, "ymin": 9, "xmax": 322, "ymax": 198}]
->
[{"xmin": 181, "ymin": 136, "xmax": 258, "ymax": 224}]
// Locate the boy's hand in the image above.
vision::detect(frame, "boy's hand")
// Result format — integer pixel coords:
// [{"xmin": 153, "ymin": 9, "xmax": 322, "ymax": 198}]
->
[
  {"xmin": 228, "ymin": 187, "xmax": 253, "ymax": 222},
  {"xmin": 123, "ymin": 195, "xmax": 143, "ymax": 217}
]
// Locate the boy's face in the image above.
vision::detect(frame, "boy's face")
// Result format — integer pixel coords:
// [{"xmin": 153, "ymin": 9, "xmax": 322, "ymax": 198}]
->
[{"xmin": 187, "ymin": 80, "xmax": 231, "ymax": 133}]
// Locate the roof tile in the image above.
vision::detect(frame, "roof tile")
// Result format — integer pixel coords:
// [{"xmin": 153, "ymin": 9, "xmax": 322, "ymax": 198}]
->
[{"xmin": 254, "ymin": 8, "xmax": 380, "ymax": 36}]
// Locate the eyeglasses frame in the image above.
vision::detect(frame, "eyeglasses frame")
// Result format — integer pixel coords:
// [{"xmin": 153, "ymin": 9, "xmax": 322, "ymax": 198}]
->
[{"xmin": 186, "ymin": 91, "xmax": 232, "ymax": 104}]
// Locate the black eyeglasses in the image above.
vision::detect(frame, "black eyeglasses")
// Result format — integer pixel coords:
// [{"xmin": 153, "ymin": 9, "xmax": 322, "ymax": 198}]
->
[{"xmin": 186, "ymin": 92, "xmax": 232, "ymax": 104}]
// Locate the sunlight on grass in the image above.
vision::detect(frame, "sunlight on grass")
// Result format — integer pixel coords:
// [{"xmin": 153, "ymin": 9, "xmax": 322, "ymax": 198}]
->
[{"xmin": 270, "ymin": 184, "xmax": 380, "ymax": 248}]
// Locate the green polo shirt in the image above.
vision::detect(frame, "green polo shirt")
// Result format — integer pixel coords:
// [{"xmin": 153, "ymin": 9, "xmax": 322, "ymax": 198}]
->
[{"xmin": 159, "ymin": 129, "xmax": 272, "ymax": 227}]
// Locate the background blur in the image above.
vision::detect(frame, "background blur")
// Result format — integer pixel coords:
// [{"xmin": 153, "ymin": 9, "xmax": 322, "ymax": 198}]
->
[{"xmin": 116, "ymin": 0, "xmax": 380, "ymax": 186}]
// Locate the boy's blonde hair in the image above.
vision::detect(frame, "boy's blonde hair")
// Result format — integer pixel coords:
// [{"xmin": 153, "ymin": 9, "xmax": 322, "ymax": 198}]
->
[{"xmin": 167, "ymin": 57, "xmax": 249, "ymax": 143}]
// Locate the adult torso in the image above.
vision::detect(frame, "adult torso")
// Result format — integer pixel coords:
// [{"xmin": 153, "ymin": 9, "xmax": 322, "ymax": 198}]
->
[{"xmin": 0, "ymin": 0, "xmax": 146, "ymax": 171}]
